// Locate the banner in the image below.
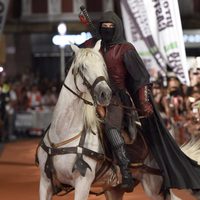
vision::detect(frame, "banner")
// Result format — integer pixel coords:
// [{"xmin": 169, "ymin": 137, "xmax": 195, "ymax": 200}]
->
[
  {"xmin": 0, "ymin": 0, "xmax": 9, "ymax": 35},
  {"xmin": 120, "ymin": 0, "xmax": 190, "ymax": 85}
]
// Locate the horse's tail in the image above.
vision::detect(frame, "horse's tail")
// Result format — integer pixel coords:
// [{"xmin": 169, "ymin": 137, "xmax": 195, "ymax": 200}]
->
[{"xmin": 180, "ymin": 137, "xmax": 200, "ymax": 165}]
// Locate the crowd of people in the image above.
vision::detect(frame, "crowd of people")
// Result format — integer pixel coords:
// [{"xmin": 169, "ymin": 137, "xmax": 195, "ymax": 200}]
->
[
  {"xmin": 152, "ymin": 67, "xmax": 200, "ymax": 144},
  {"xmin": 0, "ymin": 64, "xmax": 199, "ymax": 144},
  {"xmin": 0, "ymin": 72, "xmax": 60, "ymax": 142}
]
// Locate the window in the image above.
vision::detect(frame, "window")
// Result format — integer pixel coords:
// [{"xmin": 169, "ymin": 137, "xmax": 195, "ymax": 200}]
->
[
  {"xmin": 61, "ymin": 0, "xmax": 73, "ymax": 12},
  {"xmin": 32, "ymin": 0, "xmax": 48, "ymax": 13},
  {"xmin": 193, "ymin": 0, "xmax": 200, "ymax": 13},
  {"xmin": 86, "ymin": 0, "xmax": 103, "ymax": 12}
]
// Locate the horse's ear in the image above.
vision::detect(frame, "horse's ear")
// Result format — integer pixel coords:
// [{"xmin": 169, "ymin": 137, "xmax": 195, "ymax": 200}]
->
[
  {"xmin": 93, "ymin": 40, "xmax": 101, "ymax": 52},
  {"xmin": 70, "ymin": 44, "xmax": 79, "ymax": 54}
]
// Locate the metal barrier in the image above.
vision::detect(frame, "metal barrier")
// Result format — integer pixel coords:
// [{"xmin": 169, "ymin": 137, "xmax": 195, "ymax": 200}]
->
[{"xmin": 15, "ymin": 110, "xmax": 53, "ymax": 134}]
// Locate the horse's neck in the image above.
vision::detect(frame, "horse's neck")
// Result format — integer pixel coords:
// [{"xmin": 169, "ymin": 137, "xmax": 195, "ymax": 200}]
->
[{"xmin": 48, "ymin": 74, "xmax": 85, "ymax": 142}]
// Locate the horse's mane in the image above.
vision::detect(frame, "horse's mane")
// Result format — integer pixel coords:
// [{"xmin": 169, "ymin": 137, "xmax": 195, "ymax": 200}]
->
[
  {"xmin": 71, "ymin": 47, "xmax": 107, "ymax": 132},
  {"xmin": 83, "ymin": 93, "xmax": 102, "ymax": 132},
  {"xmin": 72, "ymin": 48, "xmax": 108, "ymax": 80}
]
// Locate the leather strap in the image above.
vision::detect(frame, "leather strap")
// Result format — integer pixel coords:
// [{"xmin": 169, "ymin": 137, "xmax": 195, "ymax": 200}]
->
[
  {"xmin": 40, "ymin": 140, "xmax": 105, "ymax": 160},
  {"xmin": 63, "ymin": 83, "xmax": 93, "ymax": 106},
  {"xmin": 47, "ymin": 131, "xmax": 82, "ymax": 148}
]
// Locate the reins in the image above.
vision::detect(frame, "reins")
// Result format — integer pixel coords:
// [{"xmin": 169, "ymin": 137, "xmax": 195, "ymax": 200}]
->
[
  {"xmin": 65, "ymin": 58, "xmax": 143, "ymax": 113},
  {"xmin": 64, "ymin": 80, "xmax": 135, "ymax": 109},
  {"xmin": 63, "ymin": 66, "xmax": 107, "ymax": 106},
  {"xmin": 63, "ymin": 83, "xmax": 94, "ymax": 106},
  {"xmin": 63, "ymin": 82, "xmax": 142, "ymax": 113}
]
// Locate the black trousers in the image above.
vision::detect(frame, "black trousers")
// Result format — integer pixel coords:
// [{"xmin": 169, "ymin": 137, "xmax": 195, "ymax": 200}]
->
[{"xmin": 105, "ymin": 94, "xmax": 124, "ymax": 132}]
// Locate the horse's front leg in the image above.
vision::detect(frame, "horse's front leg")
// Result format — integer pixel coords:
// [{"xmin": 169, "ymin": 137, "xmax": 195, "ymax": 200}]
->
[
  {"xmin": 38, "ymin": 148, "xmax": 53, "ymax": 200},
  {"xmin": 73, "ymin": 157, "xmax": 97, "ymax": 200},
  {"xmin": 39, "ymin": 174, "xmax": 53, "ymax": 200},
  {"xmin": 74, "ymin": 176, "xmax": 92, "ymax": 200}
]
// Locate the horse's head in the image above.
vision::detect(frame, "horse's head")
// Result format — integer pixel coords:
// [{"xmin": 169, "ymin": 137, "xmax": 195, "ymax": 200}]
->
[{"xmin": 70, "ymin": 40, "xmax": 112, "ymax": 106}]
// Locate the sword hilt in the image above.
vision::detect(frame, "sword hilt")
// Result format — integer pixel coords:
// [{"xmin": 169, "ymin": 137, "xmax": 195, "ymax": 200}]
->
[{"xmin": 80, "ymin": 5, "xmax": 100, "ymax": 39}]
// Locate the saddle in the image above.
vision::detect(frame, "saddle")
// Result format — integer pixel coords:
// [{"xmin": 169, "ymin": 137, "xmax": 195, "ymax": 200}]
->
[
  {"xmin": 97, "ymin": 105, "xmax": 149, "ymax": 165},
  {"xmin": 97, "ymin": 106, "xmax": 160, "ymax": 181}
]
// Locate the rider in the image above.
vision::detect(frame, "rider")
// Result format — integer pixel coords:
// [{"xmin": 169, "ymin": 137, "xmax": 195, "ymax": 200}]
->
[
  {"xmin": 79, "ymin": 11, "xmax": 152, "ymax": 193},
  {"xmin": 75, "ymin": 11, "xmax": 200, "ymax": 194}
]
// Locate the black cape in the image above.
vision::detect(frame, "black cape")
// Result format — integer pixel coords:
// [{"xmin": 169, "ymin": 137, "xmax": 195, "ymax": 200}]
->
[
  {"xmin": 141, "ymin": 96, "xmax": 200, "ymax": 192},
  {"xmin": 124, "ymin": 49, "xmax": 200, "ymax": 192}
]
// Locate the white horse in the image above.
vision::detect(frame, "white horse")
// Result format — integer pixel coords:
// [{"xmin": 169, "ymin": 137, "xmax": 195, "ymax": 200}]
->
[
  {"xmin": 37, "ymin": 40, "xmax": 112, "ymax": 200},
  {"xmin": 37, "ymin": 40, "xmax": 200, "ymax": 200}
]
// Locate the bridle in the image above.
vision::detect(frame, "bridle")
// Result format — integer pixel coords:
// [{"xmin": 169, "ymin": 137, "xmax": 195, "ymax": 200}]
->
[
  {"xmin": 64, "ymin": 66, "xmax": 108, "ymax": 106},
  {"xmin": 64, "ymin": 67, "xmax": 142, "ymax": 113},
  {"xmin": 64, "ymin": 64, "xmax": 142, "ymax": 113}
]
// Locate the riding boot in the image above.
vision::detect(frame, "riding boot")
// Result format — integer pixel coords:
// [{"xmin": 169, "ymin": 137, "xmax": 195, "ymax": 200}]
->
[{"xmin": 105, "ymin": 128, "xmax": 135, "ymax": 192}]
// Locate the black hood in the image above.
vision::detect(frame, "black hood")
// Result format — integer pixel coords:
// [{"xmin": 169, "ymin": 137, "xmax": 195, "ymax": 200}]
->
[{"xmin": 98, "ymin": 11, "xmax": 126, "ymax": 44}]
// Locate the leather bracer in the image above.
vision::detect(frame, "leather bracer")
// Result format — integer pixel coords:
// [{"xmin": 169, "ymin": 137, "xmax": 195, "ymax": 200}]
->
[{"xmin": 137, "ymin": 85, "xmax": 153, "ymax": 117}]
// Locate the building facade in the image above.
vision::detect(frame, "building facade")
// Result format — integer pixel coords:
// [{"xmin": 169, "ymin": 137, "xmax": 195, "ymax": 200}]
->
[
  {"xmin": 3, "ymin": 0, "xmax": 115, "ymax": 79},
  {"xmin": 2, "ymin": 0, "xmax": 200, "ymax": 78}
]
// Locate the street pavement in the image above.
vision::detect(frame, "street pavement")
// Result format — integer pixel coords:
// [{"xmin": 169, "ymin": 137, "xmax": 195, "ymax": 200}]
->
[{"xmin": 0, "ymin": 138, "xmax": 196, "ymax": 200}]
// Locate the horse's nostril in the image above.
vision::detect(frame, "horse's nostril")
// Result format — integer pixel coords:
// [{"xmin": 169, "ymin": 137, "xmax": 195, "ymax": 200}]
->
[
  {"xmin": 96, "ymin": 88, "xmax": 111, "ymax": 105},
  {"xmin": 100, "ymin": 91, "xmax": 106, "ymax": 99}
]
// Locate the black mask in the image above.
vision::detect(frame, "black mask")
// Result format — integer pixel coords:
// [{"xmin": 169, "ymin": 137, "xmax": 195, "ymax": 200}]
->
[{"xmin": 100, "ymin": 27, "xmax": 115, "ymax": 43}]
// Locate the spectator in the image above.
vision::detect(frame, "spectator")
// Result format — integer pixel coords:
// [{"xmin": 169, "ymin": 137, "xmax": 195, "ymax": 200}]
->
[
  {"xmin": 0, "ymin": 82, "xmax": 10, "ymax": 141},
  {"xmin": 184, "ymin": 99, "xmax": 200, "ymax": 138},
  {"xmin": 27, "ymin": 84, "xmax": 42, "ymax": 111},
  {"xmin": 162, "ymin": 74, "xmax": 186, "ymax": 143},
  {"xmin": 152, "ymin": 81, "xmax": 172, "ymax": 132},
  {"xmin": 17, "ymin": 86, "xmax": 29, "ymax": 111},
  {"xmin": 5, "ymin": 82, "xmax": 18, "ymax": 141},
  {"xmin": 189, "ymin": 57, "xmax": 200, "ymax": 87},
  {"xmin": 42, "ymin": 87, "xmax": 57, "ymax": 111}
]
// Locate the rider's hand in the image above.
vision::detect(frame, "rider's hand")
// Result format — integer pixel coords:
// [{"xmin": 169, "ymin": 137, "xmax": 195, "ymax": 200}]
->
[{"xmin": 140, "ymin": 101, "xmax": 153, "ymax": 117}]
